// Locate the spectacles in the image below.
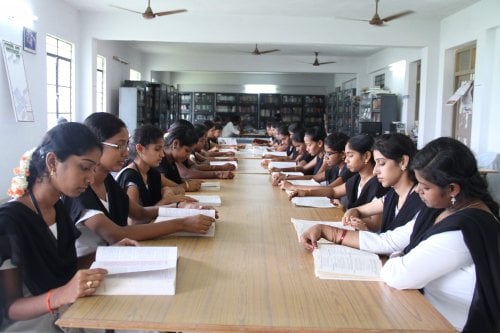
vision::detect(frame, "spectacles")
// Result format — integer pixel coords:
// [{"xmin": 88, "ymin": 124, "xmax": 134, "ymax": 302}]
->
[
  {"xmin": 102, "ymin": 141, "xmax": 129, "ymax": 152},
  {"xmin": 324, "ymin": 151, "xmax": 340, "ymax": 157}
]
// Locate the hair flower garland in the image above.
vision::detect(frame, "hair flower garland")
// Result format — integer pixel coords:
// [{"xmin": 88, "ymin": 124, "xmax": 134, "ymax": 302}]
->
[{"xmin": 7, "ymin": 148, "xmax": 35, "ymax": 198}]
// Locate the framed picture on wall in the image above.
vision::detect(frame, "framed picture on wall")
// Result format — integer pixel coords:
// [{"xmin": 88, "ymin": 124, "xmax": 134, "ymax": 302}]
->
[
  {"xmin": 1, "ymin": 40, "xmax": 35, "ymax": 122},
  {"xmin": 23, "ymin": 27, "xmax": 37, "ymax": 54}
]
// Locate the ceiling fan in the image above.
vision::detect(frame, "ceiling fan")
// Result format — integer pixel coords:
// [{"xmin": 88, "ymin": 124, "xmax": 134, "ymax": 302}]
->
[
  {"xmin": 250, "ymin": 44, "xmax": 280, "ymax": 55},
  {"xmin": 338, "ymin": 0, "xmax": 414, "ymax": 26},
  {"xmin": 310, "ymin": 52, "xmax": 336, "ymax": 66},
  {"xmin": 110, "ymin": 0, "xmax": 187, "ymax": 19}
]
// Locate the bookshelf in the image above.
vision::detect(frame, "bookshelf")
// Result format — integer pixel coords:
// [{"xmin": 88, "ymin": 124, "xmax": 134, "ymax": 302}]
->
[{"xmin": 193, "ymin": 92, "xmax": 215, "ymax": 122}]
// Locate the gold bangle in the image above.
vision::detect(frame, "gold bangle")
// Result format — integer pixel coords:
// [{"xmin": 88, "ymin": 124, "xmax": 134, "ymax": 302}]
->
[{"xmin": 185, "ymin": 181, "xmax": 190, "ymax": 191}]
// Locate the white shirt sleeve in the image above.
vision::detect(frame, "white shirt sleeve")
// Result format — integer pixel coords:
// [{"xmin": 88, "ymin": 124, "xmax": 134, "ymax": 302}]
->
[
  {"xmin": 359, "ymin": 219, "xmax": 416, "ymax": 255},
  {"xmin": 380, "ymin": 230, "xmax": 472, "ymax": 290}
]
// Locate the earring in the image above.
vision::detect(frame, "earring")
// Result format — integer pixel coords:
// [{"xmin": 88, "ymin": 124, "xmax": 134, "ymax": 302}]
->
[
  {"xmin": 50, "ymin": 169, "xmax": 55, "ymax": 177},
  {"xmin": 451, "ymin": 195, "xmax": 456, "ymax": 205},
  {"xmin": 401, "ymin": 165, "xmax": 406, "ymax": 171}
]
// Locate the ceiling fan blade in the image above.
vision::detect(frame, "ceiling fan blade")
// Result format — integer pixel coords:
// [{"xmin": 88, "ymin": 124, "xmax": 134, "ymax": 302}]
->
[
  {"xmin": 382, "ymin": 10, "xmax": 415, "ymax": 22},
  {"xmin": 335, "ymin": 16, "xmax": 370, "ymax": 22},
  {"xmin": 318, "ymin": 61, "xmax": 336, "ymax": 65},
  {"xmin": 257, "ymin": 49, "xmax": 280, "ymax": 54},
  {"xmin": 109, "ymin": 4, "xmax": 142, "ymax": 14},
  {"xmin": 155, "ymin": 9, "xmax": 188, "ymax": 16}
]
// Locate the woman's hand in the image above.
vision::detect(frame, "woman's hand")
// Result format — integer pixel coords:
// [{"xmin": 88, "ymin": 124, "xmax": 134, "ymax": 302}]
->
[
  {"xmin": 342, "ymin": 208, "xmax": 360, "ymax": 225},
  {"xmin": 113, "ymin": 238, "xmax": 140, "ymax": 246},
  {"xmin": 185, "ymin": 179, "xmax": 203, "ymax": 192},
  {"xmin": 280, "ymin": 180, "xmax": 294, "ymax": 191},
  {"xmin": 271, "ymin": 172, "xmax": 285, "ymax": 186},
  {"xmin": 55, "ymin": 268, "xmax": 107, "ymax": 306},
  {"xmin": 181, "ymin": 214, "xmax": 216, "ymax": 234},
  {"xmin": 221, "ymin": 163, "xmax": 236, "ymax": 171},
  {"xmin": 216, "ymin": 171, "xmax": 234, "ymax": 179},
  {"xmin": 299, "ymin": 224, "xmax": 324, "ymax": 251},
  {"xmin": 179, "ymin": 203, "xmax": 219, "ymax": 218},
  {"xmin": 344, "ymin": 216, "xmax": 368, "ymax": 231},
  {"xmin": 287, "ymin": 189, "xmax": 306, "ymax": 200}
]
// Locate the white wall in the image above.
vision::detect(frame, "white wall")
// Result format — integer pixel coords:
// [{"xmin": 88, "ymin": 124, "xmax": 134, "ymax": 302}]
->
[
  {"xmin": 0, "ymin": 0, "xmax": 79, "ymax": 198},
  {"xmin": 438, "ymin": 0, "xmax": 500, "ymax": 154}
]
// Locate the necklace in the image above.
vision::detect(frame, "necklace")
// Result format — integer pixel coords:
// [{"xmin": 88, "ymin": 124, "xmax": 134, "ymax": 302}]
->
[
  {"xmin": 435, "ymin": 199, "xmax": 486, "ymax": 224},
  {"xmin": 397, "ymin": 183, "xmax": 416, "ymax": 210}
]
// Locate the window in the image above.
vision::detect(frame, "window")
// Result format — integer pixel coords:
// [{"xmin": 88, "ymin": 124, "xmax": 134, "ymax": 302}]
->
[
  {"xmin": 374, "ymin": 74, "xmax": 385, "ymax": 89},
  {"xmin": 46, "ymin": 35, "xmax": 73, "ymax": 129},
  {"xmin": 96, "ymin": 55, "xmax": 106, "ymax": 113},
  {"xmin": 130, "ymin": 69, "xmax": 141, "ymax": 81}
]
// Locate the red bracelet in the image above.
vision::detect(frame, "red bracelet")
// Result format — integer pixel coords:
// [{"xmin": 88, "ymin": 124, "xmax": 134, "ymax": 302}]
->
[
  {"xmin": 46, "ymin": 289, "xmax": 54, "ymax": 314},
  {"xmin": 339, "ymin": 229, "xmax": 348, "ymax": 245}
]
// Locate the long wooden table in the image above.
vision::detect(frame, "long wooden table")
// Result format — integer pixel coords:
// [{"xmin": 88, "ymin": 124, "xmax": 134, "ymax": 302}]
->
[{"xmin": 57, "ymin": 158, "xmax": 455, "ymax": 332}]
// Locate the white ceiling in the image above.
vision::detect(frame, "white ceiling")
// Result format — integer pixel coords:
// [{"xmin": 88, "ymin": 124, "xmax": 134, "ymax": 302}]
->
[{"xmin": 60, "ymin": 0, "xmax": 480, "ymax": 69}]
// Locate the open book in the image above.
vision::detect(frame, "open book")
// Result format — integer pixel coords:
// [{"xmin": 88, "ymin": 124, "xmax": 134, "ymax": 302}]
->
[
  {"xmin": 262, "ymin": 151, "xmax": 287, "ymax": 157},
  {"xmin": 156, "ymin": 207, "xmax": 216, "ymax": 237},
  {"xmin": 187, "ymin": 195, "xmax": 222, "ymax": 206},
  {"xmin": 210, "ymin": 161, "xmax": 238, "ymax": 169},
  {"xmin": 291, "ymin": 196, "xmax": 336, "ymax": 208},
  {"xmin": 287, "ymin": 179, "xmax": 320, "ymax": 186},
  {"xmin": 268, "ymin": 161, "xmax": 296, "ymax": 170},
  {"xmin": 218, "ymin": 137, "xmax": 238, "ymax": 145},
  {"xmin": 313, "ymin": 244, "xmax": 382, "ymax": 281},
  {"xmin": 290, "ymin": 218, "xmax": 353, "ymax": 242},
  {"xmin": 90, "ymin": 246, "xmax": 178, "ymax": 295},
  {"xmin": 200, "ymin": 181, "xmax": 220, "ymax": 191}
]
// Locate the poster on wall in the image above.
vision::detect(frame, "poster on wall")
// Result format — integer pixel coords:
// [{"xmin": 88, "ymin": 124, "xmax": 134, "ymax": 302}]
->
[{"xmin": 1, "ymin": 40, "xmax": 34, "ymax": 122}]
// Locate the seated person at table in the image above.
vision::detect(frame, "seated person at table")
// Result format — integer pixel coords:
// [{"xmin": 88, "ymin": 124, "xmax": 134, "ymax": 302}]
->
[
  {"xmin": 289, "ymin": 134, "xmax": 389, "ymax": 222},
  {"xmin": 179, "ymin": 125, "xmax": 235, "ymax": 179},
  {"xmin": 300, "ymin": 137, "xmax": 500, "ymax": 332},
  {"xmin": 63, "ymin": 113, "xmax": 215, "ymax": 265},
  {"xmin": 271, "ymin": 126, "xmax": 327, "ymax": 183},
  {"xmin": 159, "ymin": 126, "xmax": 234, "ymax": 188},
  {"xmin": 221, "ymin": 115, "xmax": 241, "ymax": 137},
  {"xmin": 191, "ymin": 124, "xmax": 237, "ymax": 164},
  {"xmin": 116, "ymin": 124, "xmax": 196, "ymax": 209},
  {"xmin": 342, "ymin": 133, "xmax": 424, "ymax": 232},
  {"xmin": 277, "ymin": 132, "xmax": 354, "ymax": 189},
  {"xmin": 275, "ymin": 124, "xmax": 294, "ymax": 153},
  {"xmin": 0, "ymin": 123, "xmax": 136, "ymax": 332},
  {"xmin": 203, "ymin": 120, "xmax": 236, "ymax": 157}
]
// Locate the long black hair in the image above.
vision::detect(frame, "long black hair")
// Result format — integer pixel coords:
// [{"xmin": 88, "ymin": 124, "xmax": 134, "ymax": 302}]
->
[
  {"xmin": 373, "ymin": 133, "xmax": 418, "ymax": 182},
  {"xmin": 164, "ymin": 125, "xmax": 198, "ymax": 148},
  {"xmin": 28, "ymin": 122, "xmax": 102, "ymax": 188},
  {"xmin": 411, "ymin": 137, "xmax": 499, "ymax": 216},
  {"xmin": 128, "ymin": 124, "xmax": 164, "ymax": 160},
  {"xmin": 347, "ymin": 134, "xmax": 375, "ymax": 165},
  {"xmin": 84, "ymin": 112, "xmax": 126, "ymax": 142}
]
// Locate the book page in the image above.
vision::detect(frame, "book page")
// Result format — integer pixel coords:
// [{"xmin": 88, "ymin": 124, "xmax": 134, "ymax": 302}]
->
[
  {"xmin": 155, "ymin": 209, "xmax": 216, "ymax": 237},
  {"xmin": 290, "ymin": 218, "xmax": 353, "ymax": 242},
  {"xmin": 262, "ymin": 151, "xmax": 287, "ymax": 157},
  {"xmin": 287, "ymin": 179, "xmax": 320, "ymax": 186},
  {"xmin": 96, "ymin": 267, "xmax": 176, "ymax": 295},
  {"xmin": 268, "ymin": 161, "xmax": 296, "ymax": 170},
  {"xmin": 91, "ymin": 246, "xmax": 178, "ymax": 274},
  {"xmin": 291, "ymin": 196, "xmax": 336, "ymax": 208},
  {"xmin": 313, "ymin": 244, "xmax": 382, "ymax": 281},
  {"xmin": 271, "ymin": 171, "xmax": 304, "ymax": 177},
  {"xmin": 158, "ymin": 207, "xmax": 216, "ymax": 218},
  {"xmin": 210, "ymin": 161, "xmax": 238, "ymax": 169},
  {"xmin": 187, "ymin": 195, "xmax": 222, "ymax": 206},
  {"xmin": 200, "ymin": 181, "xmax": 221, "ymax": 191}
]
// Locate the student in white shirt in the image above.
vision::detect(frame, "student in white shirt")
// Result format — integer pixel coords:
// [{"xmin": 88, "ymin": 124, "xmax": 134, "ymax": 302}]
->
[
  {"xmin": 300, "ymin": 137, "xmax": 500, "ymax": 332},
  {"xmin": 221, "ymin": 115, "xmax": 241, "ymax": 137}
]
